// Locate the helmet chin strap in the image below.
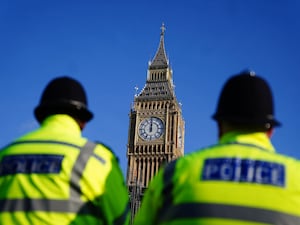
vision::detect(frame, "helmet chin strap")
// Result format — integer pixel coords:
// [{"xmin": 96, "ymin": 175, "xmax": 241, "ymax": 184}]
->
[
  {"xmin": 266, "ymin": 128, "xmax": 274, "ymax": 138},
  {"xmin": 75, "ymin": 119, "xmax": 86, "ymax": 130}
]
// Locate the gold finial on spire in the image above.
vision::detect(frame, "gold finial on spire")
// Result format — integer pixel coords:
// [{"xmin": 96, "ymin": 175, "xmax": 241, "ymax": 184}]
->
[{"xmin": 160, "ymin": 23, "xmax": 166, "ymax": 36}]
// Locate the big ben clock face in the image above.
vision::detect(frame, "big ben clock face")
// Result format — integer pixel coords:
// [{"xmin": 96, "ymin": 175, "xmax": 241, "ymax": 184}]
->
[{"xmin": 138, "ymin": 117, "xmax": 164, "ymax": 141}]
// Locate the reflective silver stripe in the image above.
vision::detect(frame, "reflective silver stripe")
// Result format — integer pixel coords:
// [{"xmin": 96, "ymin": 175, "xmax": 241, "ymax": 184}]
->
[
  {"xmin": 2, "ymin": 140, "xmax": 82, "ymax": 150},
  {"xmin": 68, "ymin": 141, "xmax": 103, "ymax": 218},
  {"xmin": 70, "ymin": 141, "xmax": 97, "ymax": 199},
  {"xmin": 0, "ymin": 199, "xmax": 86, "ymax": 213},
  {"xmin": 157, "ymin": 202, "xmax": 300, "ymax": 225}
]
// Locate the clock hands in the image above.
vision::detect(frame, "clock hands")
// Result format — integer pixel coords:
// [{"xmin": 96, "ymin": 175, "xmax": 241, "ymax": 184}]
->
[{"xmin": 149, "ymin": 118, "xmax": 153, "ymax": 132}]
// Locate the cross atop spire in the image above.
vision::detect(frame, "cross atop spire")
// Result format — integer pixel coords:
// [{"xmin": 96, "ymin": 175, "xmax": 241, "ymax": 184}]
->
[{"xmin": 160, "ymin": 23, "xmax": 166, "ymax": 36}]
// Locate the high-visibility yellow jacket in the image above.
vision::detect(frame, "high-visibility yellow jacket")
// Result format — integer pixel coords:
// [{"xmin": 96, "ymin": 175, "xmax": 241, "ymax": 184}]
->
[
  {"xmin": 134, "ymin": 131, "xmax": 300, "ymax": 225},
  {"xmin": 0, "ymin": 114, "xmax": 130, "ymax": 225}
]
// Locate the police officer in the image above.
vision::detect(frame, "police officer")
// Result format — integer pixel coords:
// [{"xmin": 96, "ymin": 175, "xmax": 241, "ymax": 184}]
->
[
  {"xmin": 0, "ymin": 76, "xmax": 130, "ymax": 225},
  {"xmin": 134, "ymin": 71, "xmax": 300, "ymax": 225}
]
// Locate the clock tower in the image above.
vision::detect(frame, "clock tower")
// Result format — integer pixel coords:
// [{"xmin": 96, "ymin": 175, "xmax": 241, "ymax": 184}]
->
[{"xmin": 126, "ymin": 24, "xmax": 185, "ymax": 222}]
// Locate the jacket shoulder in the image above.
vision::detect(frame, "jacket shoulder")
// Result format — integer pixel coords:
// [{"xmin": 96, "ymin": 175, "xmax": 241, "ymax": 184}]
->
[{"xmin": 93, "ymin": 141, "xmax": 119, "ymax": 163}]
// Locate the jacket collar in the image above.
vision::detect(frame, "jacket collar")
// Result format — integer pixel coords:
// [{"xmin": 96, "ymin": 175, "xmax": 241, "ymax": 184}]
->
[
  {"xmin": 219, "ymin": 131, "xmax": 275, "ymax": 153},
  {"xmin": 41, "ymin": 114, "xmax": 82, "ymax": 137}
]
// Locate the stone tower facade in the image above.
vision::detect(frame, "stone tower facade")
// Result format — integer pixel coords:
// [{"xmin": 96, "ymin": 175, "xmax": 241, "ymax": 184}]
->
[{"xmin": 126, "ymin": 24, "xmax": 185, "ymax": 222}]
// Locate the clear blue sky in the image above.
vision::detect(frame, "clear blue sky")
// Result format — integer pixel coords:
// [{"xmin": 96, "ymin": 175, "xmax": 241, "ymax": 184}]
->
[{"xmin": 1, "ymin": 0, "xmax": 300, "ymax": 175}]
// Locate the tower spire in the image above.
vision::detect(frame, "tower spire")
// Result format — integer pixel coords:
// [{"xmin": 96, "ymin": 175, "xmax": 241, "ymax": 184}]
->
[{"xmin": 149, "ymin": 23, "xmax": 169, "ymax": 69}]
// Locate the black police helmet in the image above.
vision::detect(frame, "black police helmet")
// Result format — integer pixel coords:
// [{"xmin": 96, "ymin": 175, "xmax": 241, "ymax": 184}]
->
[
  {"xmin": 212, "ymin": 71, "xmax": 281, "ymax": 129},
  {"xmin": 34, "ymin": 76, "xmax": 94, "ymax": 124}
]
